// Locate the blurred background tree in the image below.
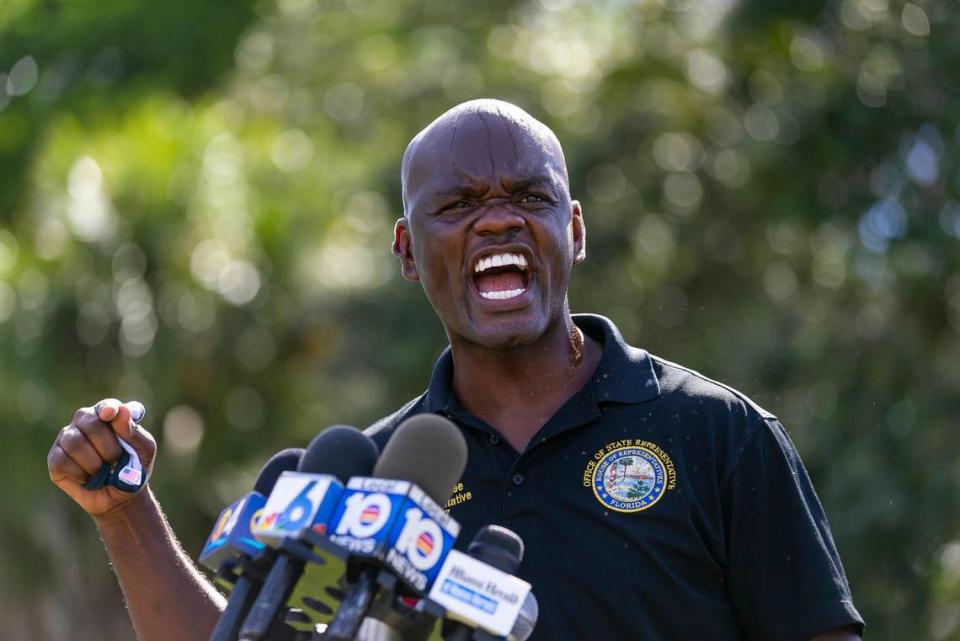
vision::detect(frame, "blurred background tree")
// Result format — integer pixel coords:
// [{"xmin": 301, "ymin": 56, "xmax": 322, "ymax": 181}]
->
[{"xmin": 1, "ymin": 0, "xmax": 958, "ymax": 638}]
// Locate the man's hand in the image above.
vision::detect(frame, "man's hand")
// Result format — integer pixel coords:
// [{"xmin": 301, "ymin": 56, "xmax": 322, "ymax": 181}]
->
[
  {"xmin": 47, "ymin": 398, "xmax": 224, "ymax": 641},
  {"xmin": 47, "ymin": 398, "xmax": 157, "ymax": 518}
]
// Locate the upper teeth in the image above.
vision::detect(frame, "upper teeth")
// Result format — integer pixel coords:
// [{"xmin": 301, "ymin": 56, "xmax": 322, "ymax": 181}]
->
[{"xmin": 474, "ymin": 253, "xmax": 528, "ymax": 273}]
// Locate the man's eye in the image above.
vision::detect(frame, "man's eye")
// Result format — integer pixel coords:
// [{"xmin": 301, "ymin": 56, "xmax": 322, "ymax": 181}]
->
[
  {"xmin": 519, "ymin": 194, "xmax": 547, "ymax": 204},
  {"xmin": 446, "ymin": 200, "xmax": 473, "ymax": 210}
]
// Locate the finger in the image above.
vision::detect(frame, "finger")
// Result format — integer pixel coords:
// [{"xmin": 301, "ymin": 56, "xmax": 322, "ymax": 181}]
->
[
  {"xmin": 48, "ymin": 444, "xmax": 90, "ymax": 486},
  {"xmin": 110, "ymin": 403, "xmax": 134, "ymax": 440},
  {"xmin": 73, "ymin": 417, "xmax": 123, "ymax": 463},
  {"xmin": 109, "ymin": 404, "xmax": 157, "ymax": 472},
  {"xmin": 57, "ymin": 426, "xmax": 108, "ymax": 475},
  {"xmin": 94, "ymin": 398, "xmax": 122, "ymax": 422},
  {"xmin": 126, "ymin": 424, "xmax": 158, "ymax": 474}
]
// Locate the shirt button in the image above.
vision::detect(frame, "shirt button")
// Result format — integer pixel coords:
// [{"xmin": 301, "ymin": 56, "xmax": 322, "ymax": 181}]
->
[
  {"xmin": 512, "ymin": 473, "xmax": 525, "ymax": 486},
  {"xmin": 489, "ymin": 434, "xmax": 500, "ymax": 445}
]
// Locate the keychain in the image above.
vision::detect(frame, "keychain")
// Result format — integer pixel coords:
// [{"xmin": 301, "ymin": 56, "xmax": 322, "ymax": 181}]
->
[{"xmin": 84, "ymin": 401, "xmax": 149, "ymax": 493}]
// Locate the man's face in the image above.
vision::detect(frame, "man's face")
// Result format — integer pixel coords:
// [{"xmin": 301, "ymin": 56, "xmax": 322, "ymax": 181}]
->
[{"xmin": 394, "ymin": 112, "xmax": 585, "ymax": 349}]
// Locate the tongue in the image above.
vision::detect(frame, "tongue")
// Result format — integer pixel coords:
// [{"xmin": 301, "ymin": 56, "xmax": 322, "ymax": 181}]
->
[{"xmin": 475, "ymin": 271, "xmax": 524, "ymax": 293}]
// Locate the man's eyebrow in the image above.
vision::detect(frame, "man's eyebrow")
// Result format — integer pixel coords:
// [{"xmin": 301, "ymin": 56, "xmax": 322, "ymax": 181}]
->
[
  {"xmin": 425, "ymin": 172, "xmax": 563, "ymax": 200},
  {"xmin": 430, "ymin": 182, "xmax": 487, "ymax": 199},
  {"xmin": 507, "ymin": 174, "xmax": 559, "ymax": 190}
]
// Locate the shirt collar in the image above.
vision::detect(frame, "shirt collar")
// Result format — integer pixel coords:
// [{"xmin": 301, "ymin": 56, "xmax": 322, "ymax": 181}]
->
[{"xmin": 422, "ymin": 313, "xmax": 661, "ymax": 413}]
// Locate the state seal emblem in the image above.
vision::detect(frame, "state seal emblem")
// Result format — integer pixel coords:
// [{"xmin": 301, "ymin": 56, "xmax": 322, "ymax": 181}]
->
[{"xmin": 582, "ymin": 440, "xmax": 677, "ymax": 513}]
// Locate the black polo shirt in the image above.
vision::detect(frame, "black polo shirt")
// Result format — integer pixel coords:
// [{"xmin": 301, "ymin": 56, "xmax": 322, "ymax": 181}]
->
[{"xmin": 366, "ymin": 314, "xmax": 864, "ymax": 641}]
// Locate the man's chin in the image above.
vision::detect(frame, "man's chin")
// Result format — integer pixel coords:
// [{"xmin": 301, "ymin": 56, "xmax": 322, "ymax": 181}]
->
[{"xmin": 460, "ymin": 316, "xmax": 547, "ymax": 350}]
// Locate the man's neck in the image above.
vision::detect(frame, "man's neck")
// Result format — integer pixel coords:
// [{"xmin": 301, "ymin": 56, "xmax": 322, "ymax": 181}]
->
[{"xmin": 448, "ymin": 315, "xmax": 602, "ymax": 452}]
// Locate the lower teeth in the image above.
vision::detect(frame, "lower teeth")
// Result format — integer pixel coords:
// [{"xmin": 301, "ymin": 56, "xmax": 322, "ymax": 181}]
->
[{"xmin": 480, "ymin": 288, "xmax": 525, "ymax": 300}]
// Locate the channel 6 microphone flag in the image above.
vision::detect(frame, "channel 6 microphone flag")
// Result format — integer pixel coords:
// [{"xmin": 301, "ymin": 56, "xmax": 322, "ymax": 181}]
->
[
  {"xmin": 199, "ymin": 449, "xmax": 303, "ymax": 641},
  {"xmin": 242, "ymin": 426, "xmax": 379, "ymax": 639},
  {"xmin": 199, "ymin": 448, "xmax": 303, "ymax": 578}
]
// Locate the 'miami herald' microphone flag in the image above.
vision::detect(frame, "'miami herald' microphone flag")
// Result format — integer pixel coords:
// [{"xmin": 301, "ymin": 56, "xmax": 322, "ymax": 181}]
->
[
  {"xmin": 323, "ymin": 414, "xmax": 469, "ymax": 641},
  {"xmin": 436, "ymin": 525, "xmax": 536, "ymax": 641},
  {"xmin": 238, "ymin": 426, "xmax": 379, "ymax": 641},
  {"xmin": 199, "ymin": 448, "xmax": 303, "ymax": 641}
]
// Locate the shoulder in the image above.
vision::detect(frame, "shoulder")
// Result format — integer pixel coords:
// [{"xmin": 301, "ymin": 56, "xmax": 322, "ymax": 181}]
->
[
  {"xmin": 649, "ymin": 353, "xmax": 777, "ymax": 423},
  {"xmin": 363, "ymin": 394, "xmax": 429, "ymax": 449},
  {"xmin": 643, "ymin": 353, "xmax": 783, "ymax": 475}
]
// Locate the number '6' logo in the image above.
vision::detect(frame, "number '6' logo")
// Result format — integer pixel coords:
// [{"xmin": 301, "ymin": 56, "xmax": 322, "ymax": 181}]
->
[{"xmin": 277, "ymin": 480, "xmax": 317, "ymax": 531}]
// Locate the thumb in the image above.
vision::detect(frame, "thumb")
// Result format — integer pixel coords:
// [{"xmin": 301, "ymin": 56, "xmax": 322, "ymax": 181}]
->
[
  {"xmin": 109, "ymin": 402, "xmax": 136, "ymax": 440},
  {"xmin": 109, "ymin": 402, "xmax": 157, "ymax": 467}
]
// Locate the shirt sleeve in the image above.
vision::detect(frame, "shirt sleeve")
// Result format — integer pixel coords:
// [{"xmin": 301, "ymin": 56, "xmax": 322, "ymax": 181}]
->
[{"xmin": 724, "ymin": 417, "xmax": 865, "ymax": 641}]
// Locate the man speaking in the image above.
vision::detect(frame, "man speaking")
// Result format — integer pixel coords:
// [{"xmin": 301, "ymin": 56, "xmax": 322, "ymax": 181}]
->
[{"xmin": 48, "ymin": 99, "xmax": 865, "ymax": 640}]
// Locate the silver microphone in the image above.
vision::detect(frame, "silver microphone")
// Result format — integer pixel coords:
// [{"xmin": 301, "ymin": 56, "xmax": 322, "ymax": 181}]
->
[{"xmin": 508, "ymin": 592, "xmax": 538, "ymax": 641}]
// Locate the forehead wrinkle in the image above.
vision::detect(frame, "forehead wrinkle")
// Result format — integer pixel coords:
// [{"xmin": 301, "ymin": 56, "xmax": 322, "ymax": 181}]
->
[
  {"xmin": 447, "ymin": 109, "xmax": 462, "ymax": 173},
  {"xmin": 498, "ymin": 105, "xmax": 521, "ymax": 168},
  {"xmin": 474, "ymin": 111, "xmax": 497, "ymax": 178}
]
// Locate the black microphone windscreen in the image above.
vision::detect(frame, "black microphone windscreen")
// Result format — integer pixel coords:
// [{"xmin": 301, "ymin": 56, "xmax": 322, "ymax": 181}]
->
[
  {"xmin": 298, "ymin": 425, "xmax": 379, "ymax": 482},
  {"xmin": 372, "ymin": 413, "xmax": 467, "ymax": 505},
  {"xmin": 253, "ymin": 448, "xmax": 304, "ymax": 495},
  {"xmin": 467, "ymin": 525, "xmax": 525, "ymax": 575}
]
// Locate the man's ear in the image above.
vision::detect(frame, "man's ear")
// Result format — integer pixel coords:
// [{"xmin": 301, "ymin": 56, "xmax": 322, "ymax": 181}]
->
[
  {"xmin": 571, "ymin": 200, "xmax": 586, "ymax": 265},
  {"xmin": 392, "ymin": 217, "xmax": 420, "ymax": 281}
]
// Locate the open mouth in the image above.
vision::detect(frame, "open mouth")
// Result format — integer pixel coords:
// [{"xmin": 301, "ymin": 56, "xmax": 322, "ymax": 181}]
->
[{"xmin": 471, "ymin": 252, "xmax": 530, "ymax": 301}]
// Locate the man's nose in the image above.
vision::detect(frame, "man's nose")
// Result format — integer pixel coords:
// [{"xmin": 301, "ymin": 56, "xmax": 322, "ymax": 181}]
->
[{"xmin": 473, "ymin": 201, "xmax": 525, "ymax": 237}]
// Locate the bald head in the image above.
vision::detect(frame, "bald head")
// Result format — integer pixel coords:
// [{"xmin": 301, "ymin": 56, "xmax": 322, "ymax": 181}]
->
[{"xmin": 401, "ymin": 99, "xmax": 569, "ymax": 216}]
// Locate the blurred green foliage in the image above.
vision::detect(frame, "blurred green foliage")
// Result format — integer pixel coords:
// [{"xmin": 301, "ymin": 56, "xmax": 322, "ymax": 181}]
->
[{"xmin": 1, "ymin": 0, "xmax": 958, "ymax": 638}]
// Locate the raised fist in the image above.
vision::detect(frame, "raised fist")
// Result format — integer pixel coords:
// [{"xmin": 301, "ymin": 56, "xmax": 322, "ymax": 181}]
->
[{"xmin": 48, "ymin": 399, "xmax": 158, "ymax": 518}]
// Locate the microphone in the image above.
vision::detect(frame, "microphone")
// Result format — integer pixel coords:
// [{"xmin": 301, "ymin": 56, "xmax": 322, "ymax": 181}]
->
[
  {"xmin": 437, "ymin": 592, "xmax": 538, "ymax": 641},
  {"xmin": 238, "ymin": 426, "xmax": 379, "ymax": 641},
  {"xmin": 434, "ymin": 526, "xmax": 537, "ymax": 641},
  {"xmin": 199, "ymin": 448, "xmax": 303, "ymax": 641},
  {"xmin": 371, "ymin": 414, "xmax": 469, "ymax": 503},
  {"xmin": 324, "ymin": 414, "xmax": 468, "ymax": 641},
  {"xmin": 508, "ymin": 593, "xmax": 538, "ymax": 641}
]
